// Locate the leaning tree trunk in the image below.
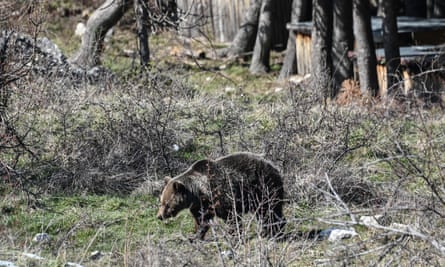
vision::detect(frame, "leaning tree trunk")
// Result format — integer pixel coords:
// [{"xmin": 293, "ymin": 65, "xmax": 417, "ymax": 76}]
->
[
  {"xmin": 279, "ymin": 0, "xmax": 312, "ymax": 80},
  {"xmin": 332, "ymin": 0, "xmax": 354, "ymax": 92},
  {"xmin": 223, "ymin": 0, "xmax": 262, "ymax": 58},
  {"xmin": 70, "ymin": 0, "xmax": 131, "ymax": 68},
  {"xmin": 353, "ymin": 0, "xmax": 378, "ymax": 96},
  {"xmin": 381, "ymin": 0, "xmax": 401, "ymax": 91},
  {"xmin": 134, "ymin": 0, "xmax": 150, "ymax": 65},
  {"xmin": 249, "ymin": 0, "xmax": 273, "ymax": 74},
  {"xmin": 311, "ymin": 0, "xmax": 333, "ymax": 99}
]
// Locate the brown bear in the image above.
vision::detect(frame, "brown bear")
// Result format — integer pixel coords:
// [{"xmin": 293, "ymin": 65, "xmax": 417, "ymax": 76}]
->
[{"xmin": 156, "ymin": 152, "xmax": 286, "ymax": 240}]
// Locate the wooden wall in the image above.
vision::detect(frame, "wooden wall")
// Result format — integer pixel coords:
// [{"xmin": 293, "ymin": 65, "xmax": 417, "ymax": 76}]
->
[{"xmin": 177, "ymin": 0, "xmax": 252, "ymax": 42}]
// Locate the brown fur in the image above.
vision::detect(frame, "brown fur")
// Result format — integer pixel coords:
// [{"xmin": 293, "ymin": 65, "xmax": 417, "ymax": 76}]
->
[{"xmin": 156, "ymin": 152, "xmax": 286, "ymax": 240}]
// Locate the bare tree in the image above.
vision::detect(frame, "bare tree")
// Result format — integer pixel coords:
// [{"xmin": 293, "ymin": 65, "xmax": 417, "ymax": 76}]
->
[
  {"xmin": 221, "ymin": 0, "xmax": 291, "ymax": 74},
  {"xmin": 223, "ymin": 0, "xmax": 262, "ymax": 58},
  {"xmin": 353, "ymin": 0, "xmax": 378, "ymax": 96},
  {"xmin": 332, "ymin": 0, "xmax": 354, "ymax": 92},
  {"xmin": 70, "ymin": 0, "xmax": 177, "ymax": 69},
  {"xmin": 405, "ymin": 0, "xmax": 427, "ymax": 17},
  {"xmin": 70, "ymin": 0, "xmax": 132, "ymax": 68},
  {"xmin": 135, "ymin": 0, "xmax": 150, "ymax": 66},
  {"xmin": 311, "ymin": 0, "xmax": 333, "ymax": 99},
  {"xmin": 381, "ymin": 0, "xmax": 401, "ymax": 91},
  {"xmin": 249, "ymin": 0, "xmax": 273, "ymax": 74}
]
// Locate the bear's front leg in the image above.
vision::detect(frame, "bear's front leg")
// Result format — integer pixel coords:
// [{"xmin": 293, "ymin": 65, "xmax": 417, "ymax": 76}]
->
[
  {"xmin": 195, "ymin": 220, "xmax": 210, "ymax": 240},
  {"xmin": 190, "ymin": 208, "xmax": 214, "ymax": 240},
  {"xmin": 188, "ymin": 217, "xmax": 211, "ymax": 241}
]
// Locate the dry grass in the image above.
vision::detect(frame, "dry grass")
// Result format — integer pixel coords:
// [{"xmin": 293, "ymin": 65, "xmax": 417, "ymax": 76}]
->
[{"xmin": 2, "ymin": 1, "xmax": 445, "ymax": 266}]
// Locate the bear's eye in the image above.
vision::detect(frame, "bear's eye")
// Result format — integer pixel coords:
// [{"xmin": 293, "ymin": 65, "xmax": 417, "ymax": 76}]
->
[{"xmin": 162, "ymin": 197, "xmax": 174, "ymax": 209}]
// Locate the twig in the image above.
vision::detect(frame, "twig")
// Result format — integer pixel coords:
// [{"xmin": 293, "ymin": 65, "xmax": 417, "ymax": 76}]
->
[
  {"xmin": 324, "ymin": 172, "xmax": 357, "ymax": 223},
  {"xmin": 313, "ymin": 240, "xmax": 399, "ymax": 265}
]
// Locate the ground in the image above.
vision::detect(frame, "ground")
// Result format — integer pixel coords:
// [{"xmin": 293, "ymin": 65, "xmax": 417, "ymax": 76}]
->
[{"xmin": 2, "ymin": 1, "xmax": 445, "ymax": 266}]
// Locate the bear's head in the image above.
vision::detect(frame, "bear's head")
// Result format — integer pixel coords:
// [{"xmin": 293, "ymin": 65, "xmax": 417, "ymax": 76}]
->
[{"xmin": 156, "ymin": 177, "xmax": 190, "ymax": 220}]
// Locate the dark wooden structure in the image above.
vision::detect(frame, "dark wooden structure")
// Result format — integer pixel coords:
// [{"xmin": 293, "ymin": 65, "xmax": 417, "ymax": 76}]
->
[
  {"xmin": 372, "ymin": 17, "xmax": 445, "ymax": 45},
  {"xmin": 375, "ymin": 45, "xmax": 445, "ymax": 95},
  {"xmin": 287, "ymin": 17, "xmax": 445, "ymax": 95}
]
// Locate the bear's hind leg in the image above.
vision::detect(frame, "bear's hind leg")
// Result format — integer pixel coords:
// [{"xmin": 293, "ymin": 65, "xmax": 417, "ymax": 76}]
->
[{"xmin": 257, "ymin": 203, "xmax": 286, "ymax": 239}]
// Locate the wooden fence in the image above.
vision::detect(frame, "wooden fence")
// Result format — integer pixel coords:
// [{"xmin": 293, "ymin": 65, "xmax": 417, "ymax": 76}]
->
[
  {"xmin": 177, "ymin": 0, "xmax": 252, "ymax": 42},
  {"xmin": 177, "ymin": 0, "xmax": 291, "ymax": 47}
]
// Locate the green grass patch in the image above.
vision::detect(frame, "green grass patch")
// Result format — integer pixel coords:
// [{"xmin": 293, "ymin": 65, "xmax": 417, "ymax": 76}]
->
[{"xmin": 0, "ymin": 193, "xmax": 196, "ymax": 259}]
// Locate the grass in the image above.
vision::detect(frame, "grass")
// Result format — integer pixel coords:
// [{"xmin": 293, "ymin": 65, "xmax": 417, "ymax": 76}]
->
[
  {"xmin": 1, "ymin": 191, "xmax": 197, "ymax": 265},
  {"xmin": 3, "ymin": 2, "xmax": 445, "ymax": 266}
]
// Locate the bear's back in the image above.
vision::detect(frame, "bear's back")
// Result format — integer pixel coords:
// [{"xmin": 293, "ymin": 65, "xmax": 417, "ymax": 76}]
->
[{"xmin": 215, "ymin": 152, "xmax": 282, "ymax": 184}]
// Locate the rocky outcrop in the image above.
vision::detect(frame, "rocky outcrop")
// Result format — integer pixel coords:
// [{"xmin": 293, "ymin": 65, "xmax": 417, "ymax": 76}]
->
[{"xmin": 0, "ymin": 30, "xmax": 115, "ymax": 85}]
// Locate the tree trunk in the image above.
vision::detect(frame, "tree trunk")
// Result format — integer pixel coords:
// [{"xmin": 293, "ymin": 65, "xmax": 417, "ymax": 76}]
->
[
  {"xmin": 134, "ymin": 0, "xmax": 150, "ymax": 66},
  {"xmin": 332, "ymin": 0, "xmax": 354, "ymax": 92},
  {"xmin": 405, "ymin": 0, "xmax": 427, "ymax": 17},
  {"xmin": 381, "ymin": 0, "xmax": 401, "ymax": 91},
  {"xmin": 249, "ymin": 0, "xmax": 273, "ymax": 74},
  {"xmin": 427, "ymin": 0, "xmax": 434, "ymax": 17},
  {"xmin": 434, "ymin": 0, "xmax": 445, "ymax": 17},
  {"xmin": 425, "ymin": 0, "xmax": 445, "ymax": 18},
  {"xmin": 353, "ymin": 0, "xmax": 378, "ymax": 96},
  {"xmin": 279, "ymin": 0, "xmax": 312, "ymax": 80},
  {"xmin": 224, "ymin": 0, "xmax": 262, "ymax": 58},
  {"xmin": 70, "ymin": 0, "xmax": 131, "ymax": 68},
  {"xmin": 311, "ymin": 0, "xmax": 333, "ymax": 99}
]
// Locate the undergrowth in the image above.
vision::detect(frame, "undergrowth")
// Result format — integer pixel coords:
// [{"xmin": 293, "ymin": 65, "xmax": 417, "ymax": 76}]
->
[{"xmin": 2, "ymin": 2, "xmax": 445, "ymax": 266}]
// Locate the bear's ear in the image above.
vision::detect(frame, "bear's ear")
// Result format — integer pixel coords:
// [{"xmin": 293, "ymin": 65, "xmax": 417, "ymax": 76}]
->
[
  {"xmin": 172, "ymin": 180, "xmax": 185, "ymax": 192},
  {"xmin": 164, "ymin": 176, "xmax": 172, "ymax": 185}
]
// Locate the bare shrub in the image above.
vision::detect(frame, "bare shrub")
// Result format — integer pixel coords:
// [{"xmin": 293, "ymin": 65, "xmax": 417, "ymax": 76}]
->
[
  {"xmin": 37, "ymin": 67, "xmax": 196, "ymax": 194},
  {"xmin": 314, "ymin": 172, "xmax": 384, "ymax": 207}
]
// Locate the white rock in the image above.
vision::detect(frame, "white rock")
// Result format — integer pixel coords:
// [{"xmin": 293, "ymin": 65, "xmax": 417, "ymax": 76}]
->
[
  {"xmin": 0, "ymin": 260, "xmax": 18, "ymax": 267},
  {"xmin": 224, "ymin": 86, "xmax": 236, "ymax": 93},
  {"xmin": 22, "ymin": 253, "xmax": 44, "ymax": 260},
  {"xmin": 90, "ymin": 250, "xmax": 102, "ymax": 260},
  {"xmin": 75, "ymin": 23, "xmax": 86, "ymax": 37},
  {"xmin": 327, "ymin": 229, "xmax": 358, "ymax": 242},
  {"xmin": 289, "ymin": 73, "xmax": 311, "ymax": 85},
  {"xmin": 104, "ymin": 28, "xmax": 114, "ymax": 43},
  {"xmin": 274, "ymin": 87, "xmax": 284, "ymax": 93},
  {"xmin": 360, "ymin": 215, "xmax": 383, "ymax": 227},
  {"xmin": 221, "ymin": 249, "xmax": 234, "ymax": 259},
  {"xmin": 32, "ymin": 233, "xmax": 51, "ymax": 243}
]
